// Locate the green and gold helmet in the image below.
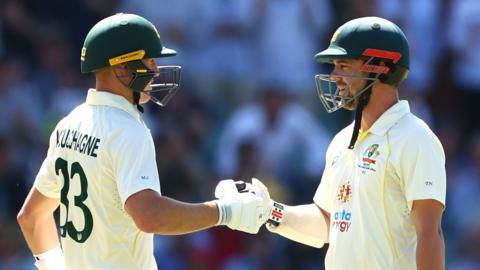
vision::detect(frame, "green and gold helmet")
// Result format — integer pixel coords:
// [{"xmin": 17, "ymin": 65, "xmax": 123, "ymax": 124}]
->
[
  {"xmin": 81, "ymin": 13, "xmax": 181, "ymax": 107},
  {"xmin": 314, "ymin": 17, "xmax": 409, "ymax": 113},
  {"xmin": 81, "ymin": 13, "xmax": 176, "ymax": 73}
]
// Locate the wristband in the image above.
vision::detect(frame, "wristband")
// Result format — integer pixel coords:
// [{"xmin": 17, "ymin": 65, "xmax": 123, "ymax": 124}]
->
[
  {"xmin": 215, "ymin": 199, "xmax": 231, "ymax": 226},
  {"xmin": 266, "ymin": 201, "xmax": 284, "ymax": 227}
]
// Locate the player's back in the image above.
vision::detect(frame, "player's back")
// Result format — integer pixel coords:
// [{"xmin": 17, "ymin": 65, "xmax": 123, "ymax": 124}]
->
[{"xmin": 37, "ymin": 90, "xmax": 159, "ymax": 269}]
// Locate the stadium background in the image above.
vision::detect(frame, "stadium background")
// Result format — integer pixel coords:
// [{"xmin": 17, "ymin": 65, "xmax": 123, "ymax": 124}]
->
[{"xmin": 1, "ymin": 0, "xmax": 479, "ymax": 269}]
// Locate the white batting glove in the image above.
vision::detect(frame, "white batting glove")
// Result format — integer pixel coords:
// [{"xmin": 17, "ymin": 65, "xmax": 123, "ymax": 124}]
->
[
  {"xmin": 215, "ymin": 178, "xmax": 284, "ymax": 228},
  {"xmin": 215, "ymin": 179, "xmax": 255, "ymax": 198},
  {"xmin": 216, "ymin": 191, "xmax": 265, "ymax": 234},
  {"xmin": 215, "ymin": 178, "xmax": 274, "ymax": 230},
  {"xmin": 251, "ymin": 178, "xmax": 274, "ymax": 223},
  {"xmin": 243, "ymin": 178, "xmax": 285, "ymax": 228},
  {"xmin": 33, "ymin": 244, "xmax": 66, "ymax": 270}
]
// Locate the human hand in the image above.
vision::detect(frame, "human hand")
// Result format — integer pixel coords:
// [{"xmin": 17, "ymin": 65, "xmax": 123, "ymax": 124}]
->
[
  {"xmin": 216, "ymin": 191, "xmax": 265, "ymax": 234},
  {"xmin": 215, "ymin": 179, "xmax": 256, "ymax": 198},
  {"xmin": 215, "ymin": 178, "xmax": 273, "ymax": 233}
]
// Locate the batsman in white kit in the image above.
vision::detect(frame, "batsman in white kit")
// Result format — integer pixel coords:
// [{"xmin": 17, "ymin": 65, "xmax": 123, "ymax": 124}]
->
[
  {"xmin": 218, "ymin": 16, "xmax": 447, "ymax": 270},
  {"xmin": 17, "ymin": 13, "xmax": 271, "ymax": 270}
]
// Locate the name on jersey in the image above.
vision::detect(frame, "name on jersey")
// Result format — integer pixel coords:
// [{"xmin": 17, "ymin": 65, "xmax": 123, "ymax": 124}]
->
[
  {"xmin": 332, "ymin": 209, "xmax": 352, "ymax": 232},
  {"xmin": 56, "ymin": 129, "xmax": 101, "ymax": 157}
]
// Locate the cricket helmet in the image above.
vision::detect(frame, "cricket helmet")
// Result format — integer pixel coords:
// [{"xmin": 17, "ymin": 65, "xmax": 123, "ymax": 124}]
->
[
  {"xmin": 81, "ymin": 13, "xmax": 176, "ymax": 73},
  {"xmin": 81, "ymin": 13, "xmax": 181, "ymax": 107},
  {"xmin": 314, "ymin": 16, "xmax": 409, "ymax": 113}
]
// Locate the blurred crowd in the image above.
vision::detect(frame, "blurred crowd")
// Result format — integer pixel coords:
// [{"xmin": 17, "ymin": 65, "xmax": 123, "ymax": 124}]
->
[{"xmin": 0, "ymin": 0, "xmax": 479, "ymax": 269}]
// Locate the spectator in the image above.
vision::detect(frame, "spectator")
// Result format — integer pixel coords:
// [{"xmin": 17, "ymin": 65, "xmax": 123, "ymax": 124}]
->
[{"xmin": 216, "ymin": 83, "xmax": 330, "ymax": 202}]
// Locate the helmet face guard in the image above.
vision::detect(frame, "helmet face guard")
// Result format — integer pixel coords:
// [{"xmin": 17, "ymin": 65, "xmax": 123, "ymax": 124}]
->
[
  {"xmin": 147, "ymin": 65, "xmax": 181, "ymax": 107},
  {"xmin": 115, "ymin": 60, "xmax": 181, "ymax": 107},
  {"xmin": 315, "ymin": 73, "xmax": 377, "ymax": 113}
]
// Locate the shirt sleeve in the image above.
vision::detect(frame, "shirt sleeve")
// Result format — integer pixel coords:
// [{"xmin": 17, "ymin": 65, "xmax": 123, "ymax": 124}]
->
[
  {"xmin": 397, "ymin": 130, "xmax": 446, "ymax": 210},
  {"xmin": 313, "ymin": 144, "xmax": 334, "ymax": 213},
  {"xmin": 111, "ymin": 126, "xmax": 161, "ymax": 207},
  {"xmin": 34, "ymin": 127, "xmax": 62, "ymax": 199}
]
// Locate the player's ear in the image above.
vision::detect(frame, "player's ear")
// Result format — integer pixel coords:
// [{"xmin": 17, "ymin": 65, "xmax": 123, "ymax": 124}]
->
[
  {"xmin": 110, "ymin": 63, "xmax": 133, "ymax": 81},
  {"xmin": 113, "ymin": 63, "xmax": 127, "ymax": 73}
]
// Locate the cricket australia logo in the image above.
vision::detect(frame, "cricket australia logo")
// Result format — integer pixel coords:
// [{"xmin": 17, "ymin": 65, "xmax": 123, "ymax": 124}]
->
[
  {"xmin": 337, "ymin": 182, "xmax": 352, "ymax": 203},
  {"xmin": 357, "ymin": 144, "xmax": 380, "ymax": 172}
]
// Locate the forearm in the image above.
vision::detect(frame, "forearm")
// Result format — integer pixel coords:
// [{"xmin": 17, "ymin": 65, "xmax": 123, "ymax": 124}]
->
[
  {"xmin": 136, "ymin": 196, "xmax": 219, "ymax": 235},
  {"xmin": 416, "ymin": 229, "xmax": 445, "ymax": 270},
  {"xmin": 268, "ymin": 204, "xmax": 329, "ymax": 248},
  {"xmin": 17, "ymin": 187, "xmax": 61, "ymax": 254},
  {"xmin": 18, "ymin": 214, "xmax": 59, "ymax": 254}
]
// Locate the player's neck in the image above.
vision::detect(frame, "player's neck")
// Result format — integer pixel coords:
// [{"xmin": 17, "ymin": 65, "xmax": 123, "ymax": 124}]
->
[
  {"xmin": 95, "ymin": 77, "xmax": 135, "ymax": 105},
  {"xmin": 360, "ymin": 87, "xmax": 398, "ymax": 131}
]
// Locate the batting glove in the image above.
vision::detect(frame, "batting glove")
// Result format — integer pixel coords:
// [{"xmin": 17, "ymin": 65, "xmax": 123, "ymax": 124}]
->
[
  {"xmin": 216, "ymin": 191, "xmax": 265, "ymax": 234},
  {"xmin": 33, "ymin": 244, "xmax": 66, "ymax": 270},
  {"xmin": 215, "ymin": 178, "xmax": 281, "ymax": 229}
]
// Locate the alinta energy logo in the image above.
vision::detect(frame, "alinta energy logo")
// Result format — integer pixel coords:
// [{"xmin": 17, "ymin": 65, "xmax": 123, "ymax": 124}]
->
[
  {"xmin": 337, "ymin": 182, "xmax": 352, "ymax": 204},
  {"xmin": 332, "ymin": 209, "xmax": 352, "ymax": 232},
  {"xmin": 358, "ymin": 143, "xmax": 380, "ymax": 172}
]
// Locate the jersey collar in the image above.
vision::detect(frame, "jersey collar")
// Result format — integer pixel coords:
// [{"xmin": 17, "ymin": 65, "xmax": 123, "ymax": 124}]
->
[
  {"xmin": 86, "ymin": 89, "xmax": 142, "ymax": 119},
  {"xmin": 367, "ymin": 100, "xmax": 410, "ymax": 136}
]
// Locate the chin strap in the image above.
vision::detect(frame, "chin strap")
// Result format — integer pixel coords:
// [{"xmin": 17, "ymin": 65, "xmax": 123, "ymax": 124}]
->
[
  {"xmin": 347, "ymin": 57, "xmax": 389, "ymax": 149},
  {"xmin": 133, "ymin": 92, "xmax": 141, "ymax": 106},
  {"xmin": 348, "ymin": 87, "xmax": 372, "ymax": 149}
]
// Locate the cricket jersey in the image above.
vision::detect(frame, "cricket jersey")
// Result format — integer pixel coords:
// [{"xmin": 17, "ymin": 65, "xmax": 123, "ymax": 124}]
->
[
  {"xmin": 313, "ymin": 100, "xmax": 446, "ymax": 270},
  {"xmin": 35, "ymin": 89, "xmax": 160, "ymax": 270}
]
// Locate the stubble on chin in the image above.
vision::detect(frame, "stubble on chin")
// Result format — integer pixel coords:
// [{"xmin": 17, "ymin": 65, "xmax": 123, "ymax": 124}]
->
[
  {"xmin": 342, "ymin": 97, "xmax": 358, "ymax": 111},
  {"xmin": 139, "ymin": 93, "xmax": 151, "ymax": 104}
]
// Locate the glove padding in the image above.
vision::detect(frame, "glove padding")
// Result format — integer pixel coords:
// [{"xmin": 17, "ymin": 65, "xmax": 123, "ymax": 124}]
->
[
  {"xmin": 215, "ymin": 178, "xmax": 273, "ymax": 233},
  {"xmin": 216, "ymin": 191, "xmax": 265, "ymax": 233}
]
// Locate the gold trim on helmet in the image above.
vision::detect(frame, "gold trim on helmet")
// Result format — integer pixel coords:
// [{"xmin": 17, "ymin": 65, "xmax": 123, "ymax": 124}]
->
[{"xmin": 108, "ymin": 50, "xmax": 146, "ymax": 66}]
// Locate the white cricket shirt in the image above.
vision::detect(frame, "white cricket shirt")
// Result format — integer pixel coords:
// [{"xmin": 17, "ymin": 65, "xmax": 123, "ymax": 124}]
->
[
  {"xmin": 314, "ymin": 100, "xmax": 446, "ymax": 270},
  {"xmin": 35, "ymin": 89, "xmax": 160, "ymax": 270}
]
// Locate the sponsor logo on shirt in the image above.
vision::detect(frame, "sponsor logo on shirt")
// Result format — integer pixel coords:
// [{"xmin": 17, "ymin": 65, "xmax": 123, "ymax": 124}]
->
[
  {"xmin": 332, "ymin": 209, "xmax": 352, "ymax": 232},
  {"xmin": 337, "ymin": 182, "xmax": 352, "ymax": 203},
  {"xmin": 357, "ymin": 144, "xmax": 380, "ymax": 172},
  {"xmin": 332, "ymin": 153, "xmax": 341, "ymax": 166}
]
